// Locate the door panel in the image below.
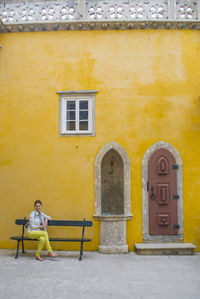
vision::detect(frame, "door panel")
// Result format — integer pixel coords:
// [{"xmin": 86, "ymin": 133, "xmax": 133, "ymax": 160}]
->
[
  {"xmin": 157, "ymin": 183, "xmax": 169, "ymax": 205},
  {"xmin": 148, "ymin": 148, "xmax": 178, "ymax": 235}
]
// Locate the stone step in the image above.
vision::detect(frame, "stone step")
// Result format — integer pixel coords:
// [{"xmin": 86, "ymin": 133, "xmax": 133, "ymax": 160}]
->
[{"xmin": 135, "ymin": 243, "xmax": 196, "ymax": 255}]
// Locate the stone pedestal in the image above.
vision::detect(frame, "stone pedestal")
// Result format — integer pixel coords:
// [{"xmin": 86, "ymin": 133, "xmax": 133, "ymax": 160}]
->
[{"xmin": 94, "ymin": 215, "xmax": 132, "ymax": 254}]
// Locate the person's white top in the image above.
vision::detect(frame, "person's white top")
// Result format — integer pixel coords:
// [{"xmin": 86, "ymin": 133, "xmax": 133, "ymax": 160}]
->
[{"xmin": 26, "ymin": 210, "xmax": 51, "ymax": 233}]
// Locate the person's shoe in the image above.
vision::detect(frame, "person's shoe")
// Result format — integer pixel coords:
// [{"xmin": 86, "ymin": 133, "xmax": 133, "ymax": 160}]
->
[
  {"xmin": 48, "ymin": 252, "xmax": 58, "ymax": 258},
  {"xmin": 36, "ymin": 256, "xmax": 43, "ymax": 261}
]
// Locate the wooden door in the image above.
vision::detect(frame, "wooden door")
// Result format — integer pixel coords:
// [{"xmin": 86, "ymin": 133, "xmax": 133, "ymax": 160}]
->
[{"xmin": 148, "ymin": 148, "xmax": 178, "ymax": 235}]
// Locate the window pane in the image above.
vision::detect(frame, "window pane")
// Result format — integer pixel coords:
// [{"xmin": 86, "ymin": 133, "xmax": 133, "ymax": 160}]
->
[
  {"xmin": 79, "ymin": 111, "xmax": 88, "ymax": 120},
  {"xmin": 67, "ymin": 121, "xmax": 76, "ymax": 131},
  {"xmin": 79, "ymin": 101, "xmax": 88, "ymax": 110},
  {"xmin": 67, "ymin": 101, "xmax": 75, "ymax": 110},
  {"xmin": 79, "ymin": 121, "xmax": 88, "ymax": 131},
  {"xmin": 67, "ymin": 111, "xmax": 75, "ymax": 120}
]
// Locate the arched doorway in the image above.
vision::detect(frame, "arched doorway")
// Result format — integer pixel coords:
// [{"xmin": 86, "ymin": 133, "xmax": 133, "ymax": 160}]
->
[
  {"xmin": 94, "ymin": 141, "xmax": 132, "ymax": 253},
  {"xmin": 148, "ymin": 148, "xmax": 178, "ymax": 235},
  {"xmin": 142, "ymin": 141, "xmax": 183, "ymax": 242}
]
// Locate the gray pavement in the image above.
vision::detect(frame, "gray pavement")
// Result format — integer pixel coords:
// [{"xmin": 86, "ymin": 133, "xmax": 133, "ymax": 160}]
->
[{"xmin": 0, "ymin": 249, "xmax": 200, "ymax": 299}]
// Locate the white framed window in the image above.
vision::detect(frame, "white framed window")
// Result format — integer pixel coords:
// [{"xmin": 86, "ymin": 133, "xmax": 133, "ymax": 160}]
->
[{"xmin": 57, "ymin": 90, "xmax": 97, "ymax": 136}]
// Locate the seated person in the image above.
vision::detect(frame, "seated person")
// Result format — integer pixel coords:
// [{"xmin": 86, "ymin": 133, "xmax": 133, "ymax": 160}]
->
[{"xmin": 27, "ymin": 200, "xmax": 58, "ymax": 261}]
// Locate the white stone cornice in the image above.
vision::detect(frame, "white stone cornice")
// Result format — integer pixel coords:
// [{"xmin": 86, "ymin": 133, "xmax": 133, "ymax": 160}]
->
[
  {"xmin": 1, "ymin": 20, "xmax": 200, "ymax": 33},
  {"xmin": 0, "ymin": 1, "xmax": 200, "ymax": 32}
]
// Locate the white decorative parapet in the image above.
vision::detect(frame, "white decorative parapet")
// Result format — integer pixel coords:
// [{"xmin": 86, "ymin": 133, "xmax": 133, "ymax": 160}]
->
[
  {"xmin": 0, "ymin": 0, "xmax": 200, "ymax": 31},
  {"xmin": 87, "ymin": 0, "xmax": 169, "ymax": 20},
  {"xmin": 0, "ymin": 1, "xmax": 79, "ymax": 23}
]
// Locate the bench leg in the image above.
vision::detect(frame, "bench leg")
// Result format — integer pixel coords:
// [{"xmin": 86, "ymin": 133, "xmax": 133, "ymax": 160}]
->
[
  {"xmin": 79, "ymin": 241, "xmax": 83, "ymax": 261},
  {"xmin": 22, "ymin": 240, "xmax": 25, "ymax": 254},
  {"xmin": 15, "ymin": 240, "xmax": 20, "ymax": 259}
]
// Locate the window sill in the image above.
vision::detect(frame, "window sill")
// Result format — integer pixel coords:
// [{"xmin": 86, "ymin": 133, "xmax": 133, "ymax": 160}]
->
[{"xmin": 59, "ymin": 132, "xmax": 96, "ymax": 137}]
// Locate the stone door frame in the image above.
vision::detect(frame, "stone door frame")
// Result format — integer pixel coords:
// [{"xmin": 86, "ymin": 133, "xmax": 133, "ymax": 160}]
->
[
  {"xmin": 142, "ymin": 141, "xmax": 183, "ymax": 242},
  {"xmin": 94, "ymin": 141, "xmax": 132, "ymax": 219}
]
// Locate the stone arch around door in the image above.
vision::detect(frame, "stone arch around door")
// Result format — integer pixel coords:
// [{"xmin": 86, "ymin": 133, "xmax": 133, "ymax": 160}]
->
[
  {"xmin": 94, "ymin": 141, "xmax": 132, "ymax": 253},
  {"xmin": 142, "ymin": 141, "xmax": 183, "ymax": 242}
]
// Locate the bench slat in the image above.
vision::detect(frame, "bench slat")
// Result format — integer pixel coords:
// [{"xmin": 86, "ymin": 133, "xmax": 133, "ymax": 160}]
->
[
  {"xmin": 48, "ymin": 220, "xmax": 93, "ymax": 227},
  {"xmin": 15, "ymin": 219, "xmax": 28, "ymax": 225},
  {"xmin": 15, "ymin": 219, "xmax": 93, "ymax": 227},
  {"xmin": 10, "ymin": 236, "xmax": 91, "ymax": 242}
]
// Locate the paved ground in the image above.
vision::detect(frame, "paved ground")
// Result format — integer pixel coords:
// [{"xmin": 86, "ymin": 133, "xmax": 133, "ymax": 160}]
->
[{"xmin": 0, "ymin": 249, "xmax": 200, "ymax": 299}]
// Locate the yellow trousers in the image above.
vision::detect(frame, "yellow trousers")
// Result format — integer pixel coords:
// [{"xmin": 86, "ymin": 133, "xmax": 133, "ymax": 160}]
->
[{"xmin": 27, "ymin": 230, "xmax": 52, "ymax": 257}]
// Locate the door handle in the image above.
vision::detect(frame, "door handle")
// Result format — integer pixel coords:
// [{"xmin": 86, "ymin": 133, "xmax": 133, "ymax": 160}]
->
[{"xmin": 150, "ymin": 186, "xmax": 155, "ymax": 199}]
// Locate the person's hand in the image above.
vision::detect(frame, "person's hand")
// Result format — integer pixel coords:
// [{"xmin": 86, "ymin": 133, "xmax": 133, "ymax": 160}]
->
[
  {"xmin": 38, "ymin": 225, "xmax": 45, "ymax": 229},
  {"xmin": 43, "ymin": 219, "xmax": 48, "ymax": 227}
]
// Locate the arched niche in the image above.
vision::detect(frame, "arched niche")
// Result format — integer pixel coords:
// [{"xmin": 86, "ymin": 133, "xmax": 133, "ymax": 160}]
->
[
  {"xmin": 142, "ymin": 141, "xmax": 183, "ymax": 242},
  {"xmin": 101, "ymin": 149, "xmax": 124, "ymax": 215},
  {"xmin": 94, "ymin": 141, "xmax": 132, "ymax": 253},
  {"xmin": 94, "ymin": 141, "xmax": 132, "ymax": 219}
]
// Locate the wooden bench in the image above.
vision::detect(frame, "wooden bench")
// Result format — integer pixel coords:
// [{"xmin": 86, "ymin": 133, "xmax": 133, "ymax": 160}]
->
[{"xmin": 10, "ymin": 218, "xmax": 93, "ymax": 260}]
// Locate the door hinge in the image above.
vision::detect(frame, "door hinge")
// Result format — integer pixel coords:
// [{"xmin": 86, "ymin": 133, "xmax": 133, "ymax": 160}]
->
[
  {"xmin": 172, "ymin": 164, "xmax": 178, "ymax": 169},
  {"xmin": 147, "ymin": 182, "xmax": 149, "ymax": 191},
  {"xmin": 173, "ymin": 224, "xmax": 180, "ymax": 229},
  {"xmin": 173, "ymin": 195, "xmax": 179, "ymax": 200}
]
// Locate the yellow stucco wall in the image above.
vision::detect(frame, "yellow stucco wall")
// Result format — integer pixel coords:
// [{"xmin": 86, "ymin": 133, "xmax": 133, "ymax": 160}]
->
[{"xmin": 0, "ymin": 29, "xmax": 200, "ymax": 251}]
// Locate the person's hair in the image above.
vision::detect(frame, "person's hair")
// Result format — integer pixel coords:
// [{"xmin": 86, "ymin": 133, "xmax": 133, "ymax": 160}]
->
[{"xmin": 34, "ymin": 200, "xmax": 42, "ymax": 206}]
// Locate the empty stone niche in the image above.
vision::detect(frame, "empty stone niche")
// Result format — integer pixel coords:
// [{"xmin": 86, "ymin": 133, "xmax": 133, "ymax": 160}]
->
[{"xmin": 101, "ymin": 149, "xmax": 124, "ymax": 215}]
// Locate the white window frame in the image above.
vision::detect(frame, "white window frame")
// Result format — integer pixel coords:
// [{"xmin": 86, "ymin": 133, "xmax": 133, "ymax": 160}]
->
[{"xmin": 57, "ymin": 90, "xmax": 97, "ymax": 136}]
